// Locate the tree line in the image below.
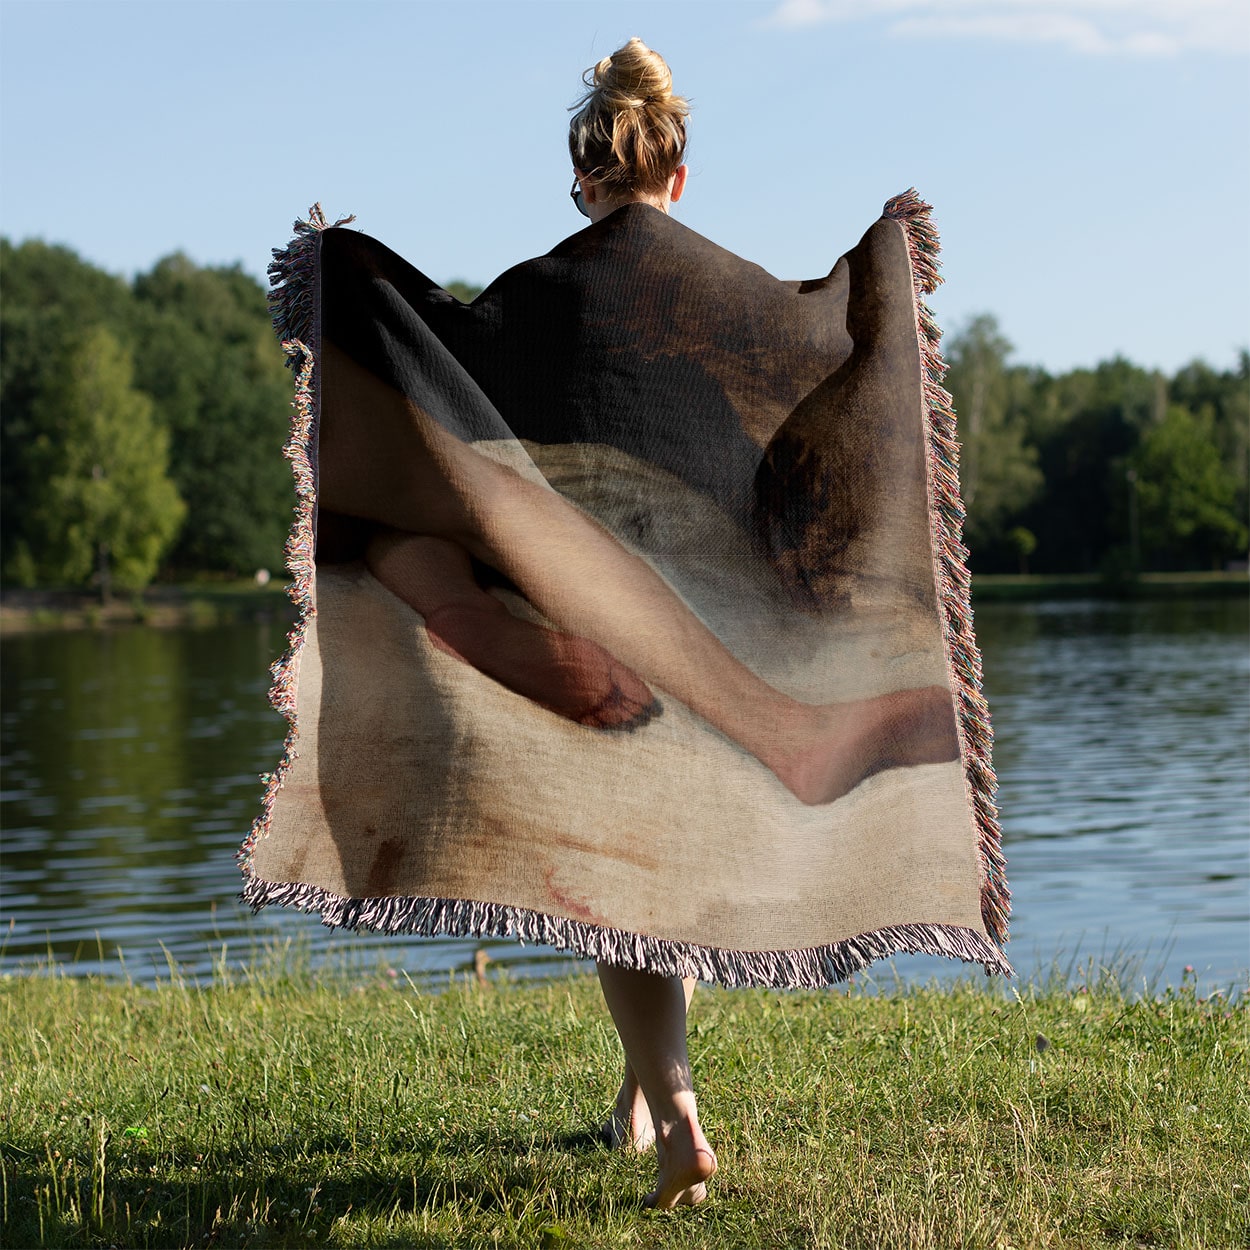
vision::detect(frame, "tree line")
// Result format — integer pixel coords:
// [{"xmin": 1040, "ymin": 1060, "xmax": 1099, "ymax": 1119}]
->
[
  {"xmin": 945, "ymin": 316, "xmax": 1247, "ymax": 576},
  {"xmin": 1, "ymin": 238, "xmax": 1245, "ymax": 595},
  {"xmin": 2, "ymin": 239, "xmax": 295, "ymax": 595}
]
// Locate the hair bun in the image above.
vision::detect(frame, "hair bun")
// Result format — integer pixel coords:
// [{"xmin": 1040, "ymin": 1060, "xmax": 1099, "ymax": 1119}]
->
[
  {"xmin": 594, "ymin": 36, "xmax": 673, "ymax": 108},
  {"xmin": 569, "ymin": 38, "xmax": 689, "ymax": 196}
]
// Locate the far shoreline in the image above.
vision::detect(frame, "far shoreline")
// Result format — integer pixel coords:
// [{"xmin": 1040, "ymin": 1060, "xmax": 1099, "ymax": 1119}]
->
[
  {"xmin": 0, "ymin": 580, "xmax": 293, "ymax": 635},
  {"xmin": 0, "ymin": 570, "xmax": 1245, "ymax": 635}
]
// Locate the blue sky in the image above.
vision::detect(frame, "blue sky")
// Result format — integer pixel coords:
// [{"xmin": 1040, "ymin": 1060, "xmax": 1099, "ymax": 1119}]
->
[{"xmin": 2, "ymin": 0, "xmax": 1247, "ymax": 374}]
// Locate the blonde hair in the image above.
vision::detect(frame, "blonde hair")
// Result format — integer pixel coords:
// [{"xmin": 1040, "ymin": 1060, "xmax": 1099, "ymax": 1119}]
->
[{"xmin": 568, "ymin": 38, "xmax": 689, "ymax": 197}]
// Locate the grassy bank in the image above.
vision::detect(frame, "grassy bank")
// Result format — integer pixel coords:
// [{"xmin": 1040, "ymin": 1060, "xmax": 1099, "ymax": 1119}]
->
[
  {"xmin": 2, "ymin": 965, "xmax": 1245, "ymax": 1249},
  {"xmin": 0, "ymin": 581, "xmax": 295, "ymax": 634},
  {"xmin": 970, "ymin": 570, "xmax": 1249, "ymax": 602}
]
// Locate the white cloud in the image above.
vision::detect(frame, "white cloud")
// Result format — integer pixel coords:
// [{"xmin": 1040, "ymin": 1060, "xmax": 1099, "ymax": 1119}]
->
[{"xmin": 766, "ymin": 0, "xmax": 1250, "ymax": 57}]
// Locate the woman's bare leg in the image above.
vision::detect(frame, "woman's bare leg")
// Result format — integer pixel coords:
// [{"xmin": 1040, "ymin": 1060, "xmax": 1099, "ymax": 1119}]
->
[
  {"xmin": 595, "ymin": 964, "xmax": 716, "ymax": 1207},
  {"xmin": 603, "ymin": 977, "xmax": 696, "ymax": 1151},
  {"xmin": 321, "ymin": 339, "xmax": 958, "ymax": 804}
]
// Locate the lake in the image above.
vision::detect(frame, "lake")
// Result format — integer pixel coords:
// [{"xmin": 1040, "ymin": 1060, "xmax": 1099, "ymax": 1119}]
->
[{"xmin": 2, "ymin": 597, "xmax": 1246, "ymax": 993}]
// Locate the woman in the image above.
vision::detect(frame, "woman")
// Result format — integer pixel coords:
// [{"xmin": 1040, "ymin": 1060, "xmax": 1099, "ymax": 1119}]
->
[
  {"xmin": 566, "ymin": 47, "xmax": 717, "ymax": 1206},
  {"xmin": 249, "ymin": 35, "xmax": 1007, "ymax": 1215}
]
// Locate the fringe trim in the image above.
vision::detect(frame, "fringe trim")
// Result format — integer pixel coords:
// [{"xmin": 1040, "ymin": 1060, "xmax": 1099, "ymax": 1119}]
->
[
  {"xmin": 238, "ymin": 205, "xmax": 350, "ymax": 875},
  {"xmin": 883, "ymin": 188, "xmax": 1011, "ymax": 950},
  {"xmin": 265, "ymin": 203, "xmax": 355, "ymax": 353},
  {"xmin": 240, "ymin": 875, "xmax": 1014, "ymax": 988}
]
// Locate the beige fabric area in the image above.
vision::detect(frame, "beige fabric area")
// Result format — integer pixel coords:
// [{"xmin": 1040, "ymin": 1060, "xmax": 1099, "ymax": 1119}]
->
[{"xmin": 250, "ymin": 440, "xmax": 984, "ymax": 953}]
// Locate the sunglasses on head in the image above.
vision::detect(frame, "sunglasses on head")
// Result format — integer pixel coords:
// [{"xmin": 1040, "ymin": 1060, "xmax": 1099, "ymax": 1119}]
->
[{"xmin": 570, "ymin": 177, "xmax": 590, "ymax": 219}]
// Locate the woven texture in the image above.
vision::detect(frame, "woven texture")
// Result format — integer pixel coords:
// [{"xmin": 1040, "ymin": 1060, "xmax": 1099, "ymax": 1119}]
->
[{"xmin": 239, "ymin": 194, "xmax": 1012, "ymax": 987}]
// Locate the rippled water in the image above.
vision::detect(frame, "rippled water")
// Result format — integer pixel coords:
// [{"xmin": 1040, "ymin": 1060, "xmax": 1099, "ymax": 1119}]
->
[
  {"xmin": 967, "ymin": 597, "xmax": 1249, "ymax": 991},
  {"xmin": 2, "ymin": 597, "xmax": 1246, "ymax": 991}
]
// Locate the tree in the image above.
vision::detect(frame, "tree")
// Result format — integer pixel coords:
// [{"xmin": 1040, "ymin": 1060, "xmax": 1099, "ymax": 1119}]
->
[
  {"xmin": 1132, "ymin": 405, "xmax": 1247, "ymax": 569},
  {"xmin": 445, "ymin": 279, "xmax": 483, "ymax": 304},
  {"xmin": 1169, "ymin": 353, "xmax": 1250, "ymax": 540},
  {"xmin": 131, "ymin": 255, "xmax": 293, "ymax": 574},
  {"xmin": 4, "ymin": 233, "xmax": 1242, "ymax": 585},
  {"xmin": 20, "ymin": 327, "xmax": 185, "ymax": 596},
  {"xmin": 1007, "ymin": 526, "xmax": 1037, "ymax": 574},
  {"xmin": 1020, "ymin": 357, "xmax": 1161, "ymax": 573},
  {"xmin": 1, "ymin": 239, "xmax": 138, "ymax": 579},
  {"xmin": 943, "ymin": 315, "xmax": 1042, "ymax": 560}
]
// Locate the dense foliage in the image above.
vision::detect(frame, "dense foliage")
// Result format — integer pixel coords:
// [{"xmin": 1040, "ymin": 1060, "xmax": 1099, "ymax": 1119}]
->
[
  {"xmin": 1, "ymin": 237, "xmax": 1245, "ymax": 593},
  {"xmin": 945, "ymin": 315, "xmax": 1248, "ymax": 574},
  {"xmin": 2, "ymin": 239, "xmax": 292, "ymax": 592}
]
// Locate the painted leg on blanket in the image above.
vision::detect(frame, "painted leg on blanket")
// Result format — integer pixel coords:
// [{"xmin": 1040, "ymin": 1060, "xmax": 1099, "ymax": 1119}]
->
[
  {"xmin": 365, "ymin": 530, "xmax": 659, "ymax": 730},
  {"xmin": 320, "ymin": 338, "xmax": 958, "ymax": 805},
  {"xmin": 595, "ymin": 964, "xmax": 716, "ymax": 1208}
]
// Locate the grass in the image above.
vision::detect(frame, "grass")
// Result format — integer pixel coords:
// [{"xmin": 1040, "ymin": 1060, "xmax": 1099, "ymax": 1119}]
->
[{"xmin": 1, "ymin": 959, "xmax": 1246, "ymax": 1249}]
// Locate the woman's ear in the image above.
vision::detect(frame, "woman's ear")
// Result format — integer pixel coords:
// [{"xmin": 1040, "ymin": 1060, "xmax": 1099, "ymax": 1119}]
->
[
  {"xmin": 574, "ymin": 168, "xmax": 599, "ymax": 206},
  {"xmin": 669, "ymin": 164, "xmax": 689, "ymax": 203}
]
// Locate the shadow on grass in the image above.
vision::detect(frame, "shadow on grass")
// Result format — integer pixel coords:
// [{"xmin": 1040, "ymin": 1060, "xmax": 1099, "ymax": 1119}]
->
[{"xmin": 6, "ymin": 1123, "xmax": 631, "ymax": 1249}]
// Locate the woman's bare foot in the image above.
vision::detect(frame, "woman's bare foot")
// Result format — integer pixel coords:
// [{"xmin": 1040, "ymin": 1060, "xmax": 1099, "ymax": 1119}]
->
[
  {"xmin": 423, "ymin": 603, "xmax": 660, "ymax": 730},
  {"xmin": 771, "ymin": 684, "xmax": 960, "ymax": 806},
  {"xmin": 645, "ymin": 1116, "xmax": 717, "ymax": 1209},
  {"xmin": 602, "ymin": 1074, "xmax": 655, "ymax": 1151}
]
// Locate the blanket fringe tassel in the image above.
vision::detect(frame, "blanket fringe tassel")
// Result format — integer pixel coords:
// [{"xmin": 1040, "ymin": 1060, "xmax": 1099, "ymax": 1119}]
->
[
  {"xmin": 884, "ymin": 188, "xmax": 1011, "ymax": 952},
  {"xmin": 239, "ymin": 198, "xmax": 1013, "ymax": 988},
  {"xmin": 240, "ymin": 873, "xmax": 1013, "ymax": 987}
]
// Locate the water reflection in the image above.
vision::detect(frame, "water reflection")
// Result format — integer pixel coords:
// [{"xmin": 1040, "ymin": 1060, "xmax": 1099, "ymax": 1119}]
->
[
  {"xmin": 2, "ymin": 597, "xmax": 1246, "ymax": 990},
  {"xmin": 968, "ymin": 598, "xmax": 1249, "ymax": 988}
]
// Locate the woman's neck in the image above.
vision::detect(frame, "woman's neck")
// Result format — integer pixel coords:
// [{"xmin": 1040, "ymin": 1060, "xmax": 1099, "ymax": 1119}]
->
[{"xmin": 585, "ymin": 193, "xmax": 670, "ymax": 225}]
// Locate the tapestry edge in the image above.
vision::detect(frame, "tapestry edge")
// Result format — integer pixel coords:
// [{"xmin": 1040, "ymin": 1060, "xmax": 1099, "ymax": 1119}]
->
[
  {"xmin": 882, "ymin": 188, "xmax": 1011, "ymax": 949},
  {"xmin": 237, "ymin": 205, "xmax": 350, "ymax": 877},
  {"xmin": 240, "ymin": 874, "xmax": 1015, "ymax": 988}
]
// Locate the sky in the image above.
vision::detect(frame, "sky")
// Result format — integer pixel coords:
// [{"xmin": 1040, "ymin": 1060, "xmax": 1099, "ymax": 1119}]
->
[{"xmin": 2, "ymin": 0, "xmax": 1247, "ymax": 375}]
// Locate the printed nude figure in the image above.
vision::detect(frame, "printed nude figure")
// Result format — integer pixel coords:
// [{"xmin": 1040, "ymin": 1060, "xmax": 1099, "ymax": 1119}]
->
[{"xmin": 317, "ymin": 333, "xmax": 959, "ymax": 809}]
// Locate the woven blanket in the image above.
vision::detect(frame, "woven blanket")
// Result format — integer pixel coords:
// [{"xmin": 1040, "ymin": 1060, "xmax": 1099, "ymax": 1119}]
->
[{"xmin": 238, "ymin": 192, "xmax": 1011, "ymax": 987}]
